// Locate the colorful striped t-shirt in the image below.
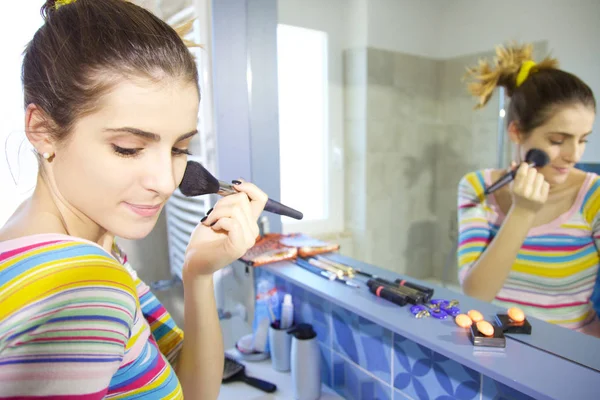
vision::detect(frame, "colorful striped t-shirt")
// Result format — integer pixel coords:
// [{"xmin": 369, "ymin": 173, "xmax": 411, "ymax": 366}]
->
[
  {"xmin": 457, "ymin": 170, "xmax": 600, "ymax": 331},
  {"xmin": 0, "ymin": 234, "xmax": 184, "ymax": 399}
]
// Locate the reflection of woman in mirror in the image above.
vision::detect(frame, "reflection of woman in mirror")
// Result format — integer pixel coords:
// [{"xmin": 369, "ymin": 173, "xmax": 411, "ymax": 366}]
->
[{"xmin": 458, "ymin": 43, "xmax": 600, "ymax": 338}]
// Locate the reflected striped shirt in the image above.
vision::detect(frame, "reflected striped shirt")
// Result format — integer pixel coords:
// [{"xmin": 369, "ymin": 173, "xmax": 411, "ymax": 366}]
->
[{"xmin": 457, "ymin": 170, "xmax": 600, "ymax": 330}]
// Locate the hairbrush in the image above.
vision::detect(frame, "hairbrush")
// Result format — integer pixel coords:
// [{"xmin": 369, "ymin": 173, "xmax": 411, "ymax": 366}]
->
[{"xmin": 222, "ymin": 355, "xmax": 277, "ymax": 393}]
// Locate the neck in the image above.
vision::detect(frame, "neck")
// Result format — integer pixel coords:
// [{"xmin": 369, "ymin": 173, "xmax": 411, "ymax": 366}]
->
[
  {"xmin": 32, "ymin": 174, "xmax": 113, "ymax": 252},
  {"xmin": 547, "ymin": 169, "xmax": 582, "ymax": 196}
]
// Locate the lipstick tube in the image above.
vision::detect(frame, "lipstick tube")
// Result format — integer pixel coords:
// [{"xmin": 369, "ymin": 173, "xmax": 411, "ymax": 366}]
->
[
  {"xmin": 367, "ymin": 280, "xmax": 408, "ymax": 307},
  {"xmin": 394, "ymin": 278, "xmax": 434, "ymax": 301},
  {"xmin": 372, "ymin": 278, "xmax": 425, "ymax": 304}
]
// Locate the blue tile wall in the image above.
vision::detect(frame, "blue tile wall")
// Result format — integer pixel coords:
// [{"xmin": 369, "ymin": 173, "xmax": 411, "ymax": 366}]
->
[
  {"xmin": 332, "ymin": 352, "xmax": 392, "ymax": 400},
  {"xmin": 393, "ymin": 334, "xmax": 479, "ymax": 400},
  {"xmin": 256, "ymin": 268, "xmax": 536, "ymax": 400},
  {"xmin": 331, "ymin": 303, "xmax": 392, "ymax": 384}
]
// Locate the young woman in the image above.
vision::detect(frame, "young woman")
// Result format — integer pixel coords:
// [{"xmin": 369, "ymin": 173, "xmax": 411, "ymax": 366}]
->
[
  {"xmin": 0, "ymin": 0, "xmax": 267, "ymax": 398},
  {"xmin": 458, "ymin": 43, "xmax": 600, "ymax": 338}
]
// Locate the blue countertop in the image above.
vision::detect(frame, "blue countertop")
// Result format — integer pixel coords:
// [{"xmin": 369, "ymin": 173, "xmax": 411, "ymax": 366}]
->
[{"xmin": 262, "ymin": 254, "xmax": 600, "ymax": 400}]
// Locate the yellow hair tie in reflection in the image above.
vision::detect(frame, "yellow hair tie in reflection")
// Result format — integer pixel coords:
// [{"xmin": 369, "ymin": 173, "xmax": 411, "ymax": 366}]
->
[
  {"xmin": 516, "ymin": 60, "xmax": 537, "ymax": 87},
  {"xmin": 55, "ymin": 0, "xmax": 78, "ymax": 9}
]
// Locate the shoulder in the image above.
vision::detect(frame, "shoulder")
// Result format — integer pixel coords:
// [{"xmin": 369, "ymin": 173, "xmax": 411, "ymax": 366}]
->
[
  {"xmin": 1, "ymin": 234, "xmax": 138, "ymax": 316},
  {"xmin": 579, "ymin": 172, "xmax": 600, "ymax": 222},
  {"xmin": 458, "ymin": 169, "xmax": 493, "ymax": 203}
]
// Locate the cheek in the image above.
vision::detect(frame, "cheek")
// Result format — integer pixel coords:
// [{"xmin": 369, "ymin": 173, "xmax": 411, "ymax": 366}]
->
[
  {"xmin": 173, "ymin": 158, "xmax": 188, "ymax": 188},
  {"xmin": 545, "ymin": 146, "xmax": 562, "ymax": 163},
  {"xmin": 53, "ymin": 145, "xmax": 134, "ymax": 204}
]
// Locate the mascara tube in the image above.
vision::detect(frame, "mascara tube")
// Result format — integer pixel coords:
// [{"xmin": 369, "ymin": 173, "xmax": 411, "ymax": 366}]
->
[
  {"xmin": 367, "ymin": 280, "xmax": 407, "ymax": 307},
  {"xmin": 372, "ymin": 277, "xmax": 425, "ymax": 304},
  {"xmin": 394, "ymin": 278, "xmax": 434, "ymax": 301}
]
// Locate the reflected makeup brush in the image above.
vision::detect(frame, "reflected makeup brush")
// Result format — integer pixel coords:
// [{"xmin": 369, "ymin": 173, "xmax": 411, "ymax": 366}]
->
[{"xmin": 179, "ymin": 161, "xmax": 304, "ymax": 220}]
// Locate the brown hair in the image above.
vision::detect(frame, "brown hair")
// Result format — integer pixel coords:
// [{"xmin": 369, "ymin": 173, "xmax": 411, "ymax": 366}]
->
[
  {"xmin": 464, "ymin": 43, "xmax": 596, "ymax": 134},
  {"xmin": 24, "ymin": 0, "xmax": 199, "ymax": 142}
]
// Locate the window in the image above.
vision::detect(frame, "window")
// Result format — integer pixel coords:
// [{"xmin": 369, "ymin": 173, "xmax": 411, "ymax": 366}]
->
[
  {"xmin": 0, "ymin": 4, "xmax": 44, "ymax": 227},
  {"xmin": 277, "ymin": 24, "xmax": 343, "ymax": 235}
]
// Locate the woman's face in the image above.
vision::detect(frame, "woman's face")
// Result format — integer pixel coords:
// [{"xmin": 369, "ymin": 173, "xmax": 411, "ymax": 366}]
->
[
  {"xmin": 49, "ymin": 78, "xmax": 199, "ymax": 239},
  {"xmin": 513, "ymin": 103, "xmax": 595, "ymax": 186}
]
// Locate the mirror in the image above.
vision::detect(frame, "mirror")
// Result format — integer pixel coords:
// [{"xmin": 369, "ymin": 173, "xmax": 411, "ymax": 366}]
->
[{"xmin": 275, "ymin": 0, "xmax": 600, "ymax": 339}]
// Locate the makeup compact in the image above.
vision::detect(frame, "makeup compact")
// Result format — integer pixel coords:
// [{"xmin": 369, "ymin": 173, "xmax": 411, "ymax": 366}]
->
[
  {"xmin": 469, "ymin": 321, "xmax": 506, "ymax": 348},
  {"xmin": 495, "ymin": 307, "xmax": 532, "ymax": 334}
]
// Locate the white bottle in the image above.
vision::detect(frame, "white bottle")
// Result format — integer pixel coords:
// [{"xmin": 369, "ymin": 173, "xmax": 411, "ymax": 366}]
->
[
  {"xmin": 289, "ymin": 324, "xmax": 321, "ymax": 400},
  {"xmin": 280, "ymin": 294, "xmax": 294, "ymax": 329}
]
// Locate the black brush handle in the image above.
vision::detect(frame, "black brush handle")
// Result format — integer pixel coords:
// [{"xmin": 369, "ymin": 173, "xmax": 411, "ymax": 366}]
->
[
  {"xmin": 220, "ymin": 181, "xmax": 303, "ymax": 220},
  {"xmin": 242, "ymin": 375, "xmax": 277, "ymax": 393},
  {"xmin": 265, "ymin": 198, "xmax": 303, "ymax": 220}
]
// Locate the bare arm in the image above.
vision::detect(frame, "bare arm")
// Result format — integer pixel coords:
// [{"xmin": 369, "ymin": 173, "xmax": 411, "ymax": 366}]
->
[
  {"xmin": 176, "ymin": 180, "xmax": 267, "ymax": 399},
  {"xmin": 462, "ymin": 207, "xmax": 536, "ymax": 301},
  {"xmin": 459, "ymin": 163, "xmax": 549, "ymax": 302},
  {"xmin": 176, "ymin": 273, "xmax": 223, "ymax": 400}
]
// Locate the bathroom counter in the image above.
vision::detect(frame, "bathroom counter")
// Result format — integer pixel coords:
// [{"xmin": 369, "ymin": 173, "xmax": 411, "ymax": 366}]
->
[
  {"xmin": 218, "ymin": 349, "xmax": 342, "ymax": 399},
  {"xmin": 260, "ymin": 254, "xmax": 600, "ymax": 400}
]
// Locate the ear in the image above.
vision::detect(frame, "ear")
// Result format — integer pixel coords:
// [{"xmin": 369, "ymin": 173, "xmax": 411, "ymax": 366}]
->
[
  {"xmin": 25, "ymin": 104, "xmax": 55, "ymax": 155},
  {"xmin": 507, "ymin": 121, "xmax": 524, "ymax": 145}
]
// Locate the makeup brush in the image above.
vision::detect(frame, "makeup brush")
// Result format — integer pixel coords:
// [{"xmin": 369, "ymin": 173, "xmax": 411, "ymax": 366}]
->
[{"xmin": 179, "ymin": 161, "xmax": 304, "ymax": 220}]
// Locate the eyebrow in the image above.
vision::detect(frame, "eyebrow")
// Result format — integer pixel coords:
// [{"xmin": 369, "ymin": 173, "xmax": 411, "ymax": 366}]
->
[
  {"xmin": 104, "ymin": 127, "xmax": 198, "ymax": 142},
  {"xmin": 548, "ymin": 131, "xmax": 593, "ymax": 137}
]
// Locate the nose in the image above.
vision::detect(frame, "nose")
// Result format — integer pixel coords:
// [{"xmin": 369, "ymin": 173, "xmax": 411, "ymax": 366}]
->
[
  {"xmin": 142, "ymin": 152, "xmax": 178, "ymax": 196},
  {"xmin": 562, "ymin": 140, "xmax": 583, "ymax": 164}
]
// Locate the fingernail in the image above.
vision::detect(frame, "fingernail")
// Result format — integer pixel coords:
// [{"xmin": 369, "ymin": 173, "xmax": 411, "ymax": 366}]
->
[
  {"xmin": 201, "ymin": 216, "xmax": 207, "ymax": 223},
  {"xmin": 211, "ymin": 221, "xmax": 217, "ymax": 227},
  {"xmin": 232, "ymin": 180, "xmax": 242, "ymax": 185},
  {"xmin": 207, "ymin": 208, "xmax": 213, "ymax": 215}
]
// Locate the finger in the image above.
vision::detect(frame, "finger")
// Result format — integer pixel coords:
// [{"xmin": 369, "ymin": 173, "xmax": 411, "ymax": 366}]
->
[
  {"xmin": 232, "ymin": 180, "xmax": 268, "ymax": 219},
  {"xmin": 210, "ymin": 217, "xmax": 247, "ymax": 258},
  {"xmin": 231, "ymin": 205, "xmax": 258, "ymax": 247},
  {"xmin": 201, "ymin": 194, "xmax": 249, "ymax": 225},
  {"xmin": 523, "ymin": 167, "xmax": 538, "ymax": 197},
  {"xmin": 235, "ymin": 190, "xmax": 258, "ymax": 238},
  {"xmin": 541, "ymin": 181, "xmax": 550, "ymax": 201},
  {"xmin": 202, "ymin": 202, "xmax": 234, "ymax": 226},
  {"xmin": 508, "ymin": 160, "xmax": 517, "ymax": 172},
  {"xmin": 513, "ymin": 163, "xmax": 529, "ymax": 192},
  {"xmin": 201, "ymin": 202, "xmax": 257, "ymax": 246},
  {"xmin": 532, "ymin": 173, "xmax": 545, "ymax": 199}
]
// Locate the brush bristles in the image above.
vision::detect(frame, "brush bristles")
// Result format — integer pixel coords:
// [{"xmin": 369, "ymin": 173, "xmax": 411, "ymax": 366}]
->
[
  {"xmin": 525, "ymin": 149, "xmax": 550, "ymax": 168},
  {"xmin": 179, "ymin": 161, "xmax": 220, "ymax": 196}
]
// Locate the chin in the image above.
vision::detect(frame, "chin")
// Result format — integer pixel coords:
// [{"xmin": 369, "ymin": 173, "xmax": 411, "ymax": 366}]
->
[
  {"xmin": 108, "ymin": 217, "xmax": 160, "ymax": 241},
  {"xmin": 543, "ymin": 171, "xmax": 569, "ymax": 186}
]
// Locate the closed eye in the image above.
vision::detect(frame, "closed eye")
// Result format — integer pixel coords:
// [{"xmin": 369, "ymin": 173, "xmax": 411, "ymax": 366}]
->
[{"xmin": 112, "ymin": 145, "xmax": 192, "ymax": 157}]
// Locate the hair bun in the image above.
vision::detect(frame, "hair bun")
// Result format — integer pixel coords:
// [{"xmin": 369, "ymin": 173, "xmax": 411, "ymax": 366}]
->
[
  {"xmin": 41, "ymin": 0, "xmax": 58, "ymax": 19},
  {"xmin": 463, "ymin": 42, "xmax": 559, "ymax": 109},
  {"xmin": 41, "ymin": 0, "xmax": 78, "ymax": 19}
]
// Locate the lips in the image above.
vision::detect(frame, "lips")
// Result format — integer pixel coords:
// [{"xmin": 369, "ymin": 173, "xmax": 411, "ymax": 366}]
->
[
  {"xmin": 125, "ymin": 202, "xmax": 162, "ymax": 217},
  {"xmin": 552, "ymin": 166, "xmax": 570, "ymax": 174}
]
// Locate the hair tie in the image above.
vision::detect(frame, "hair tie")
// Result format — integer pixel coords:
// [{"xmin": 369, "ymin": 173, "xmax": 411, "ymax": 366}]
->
[
  {"xmin": 55, "ymin": 0, "xmax": 78, "ymax": 9},
  {"xmin": 516, "ymin": 60, "xmax": 537, "ymax": 87}
]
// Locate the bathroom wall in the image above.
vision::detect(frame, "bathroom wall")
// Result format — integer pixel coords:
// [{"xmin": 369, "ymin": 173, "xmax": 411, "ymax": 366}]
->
[
  {"xmin": 438, "ymin": 0, "xmax": 600, "ymax": 163},
  {"xmin": 345, "ymin": 48, "xmax": 442, "ymax": 278}
]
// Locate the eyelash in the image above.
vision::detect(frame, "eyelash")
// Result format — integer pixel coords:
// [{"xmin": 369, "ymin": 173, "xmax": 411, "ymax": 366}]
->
[
  {"xmin": 112, "ymin": 145, "xmax": 191, "ymax": 157},
  {"xmin": 549, "ymin": 139, "xmax": 588, "ymax": 145}
]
